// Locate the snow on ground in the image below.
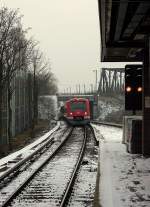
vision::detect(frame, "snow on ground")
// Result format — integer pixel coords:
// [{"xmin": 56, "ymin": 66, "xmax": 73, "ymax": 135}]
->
[
  {"xmin": 93, "ymin": 124, "xmax": 150, "ymax": 207},
  {"xmin": 98, "ymin": 100, "xmax": 121, "ymax": 121},
  {"xmin": 0, "ymin": 122, "xmax": 60, "ymax": 176}
]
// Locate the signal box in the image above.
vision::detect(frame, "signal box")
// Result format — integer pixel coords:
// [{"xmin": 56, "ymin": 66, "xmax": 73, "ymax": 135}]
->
[{"xmin": 125, "ymin": 64, "xmax": 143, "ymax": 111}]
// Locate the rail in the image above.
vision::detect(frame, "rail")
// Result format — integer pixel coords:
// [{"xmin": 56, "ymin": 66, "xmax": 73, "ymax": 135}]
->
[
  {"xmin": 1, "ymin": 128, "xmax": 73, "ymax": 207},
  {"xmin": 60, "ymin": 126, "xmax": 87, "ymax": 206},
  {"xmin": 0, "ymin": 123, "xmax": 60, "ymax": 182}
]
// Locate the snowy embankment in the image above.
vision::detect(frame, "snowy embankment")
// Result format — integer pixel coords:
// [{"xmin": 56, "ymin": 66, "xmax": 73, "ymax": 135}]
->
[
  {"xmin": 98, "ymin": 100, "xmax": 120, "ymax": 120},
  {"xmin": 0, "ymin": 122, "xmax": 60, "ymax": 178},
  {"xmin": 93, "ymin": 124, "xmax": 150, "ymax": 207},
  {"xmin": 97, "ymin": 96, "xmax": 124, "ymax": 123}
]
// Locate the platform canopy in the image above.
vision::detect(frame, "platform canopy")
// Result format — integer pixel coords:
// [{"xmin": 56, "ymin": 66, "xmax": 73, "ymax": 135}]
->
[{"xmin": 98, "ymin": 0, "xmax": 150, "ymax": 62}]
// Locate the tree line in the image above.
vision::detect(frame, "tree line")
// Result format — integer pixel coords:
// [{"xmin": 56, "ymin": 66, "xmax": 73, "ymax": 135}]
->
[{"xmin": 0, "ymin": 7, "xmax": 58, "ymax": 151}]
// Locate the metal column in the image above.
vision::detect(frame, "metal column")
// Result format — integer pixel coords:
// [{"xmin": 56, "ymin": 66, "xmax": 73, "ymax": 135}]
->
[{"xmin": 143, "ymin": 35, "xmax": 150, "ymax": 155}]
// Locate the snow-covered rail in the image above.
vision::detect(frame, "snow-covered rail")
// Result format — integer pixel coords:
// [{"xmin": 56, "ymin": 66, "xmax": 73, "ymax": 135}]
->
[
  {"xmin": 67, "ymin": 125, "xmax": 98, "ymax": 207},
  {"xmin": 0, "ymin": 122, "xmax": 61, "ymax": 182},
  {"xmin": 0, "ymin": 127, "xmax": 84, "ymax": 207},
  {"xmin": 0, "ymin": 124, "xmax": 99, "ymax": 207},
  {"xmin": 60, "ymin": 126, "xmax": 88, "ymax": 206},
  {"xmin": 0, "ymin": 124, "xmax": 72, "ymax": 207}
]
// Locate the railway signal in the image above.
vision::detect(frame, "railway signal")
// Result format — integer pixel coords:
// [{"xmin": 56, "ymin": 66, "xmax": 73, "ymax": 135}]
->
[{"xmin": 125, "ymin": 64, "xmax": 143, "ymax": 111}]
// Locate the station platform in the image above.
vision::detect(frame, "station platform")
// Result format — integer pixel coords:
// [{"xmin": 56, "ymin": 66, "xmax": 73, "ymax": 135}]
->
[{"xmin": 93, "ymin": 124, "xmax": 150, "ymax": 207}]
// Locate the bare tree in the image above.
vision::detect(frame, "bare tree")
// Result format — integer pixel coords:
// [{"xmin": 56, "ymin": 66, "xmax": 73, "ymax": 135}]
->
[
  {"xmin": 31, "ymin": 51, "xmax": 58, "ymax": 96},
  {"xmin": 4, "ymin": 27, "xmax": 33, "ymax": 145},
  {"xmin": 37, "ymin": 71, "xmax": 58, "ymax": 95},
  {"xmin": 28, "ymin": 48, "xmax": 43, "ymax": 131},
  {"xmin": 0, "ymin": 7, "xmax": 58, "ymax": 149},
  {"xmin": 29, "ymin": 48, "xmax": 58, "ymax": 132},
  {"xmin": 0, "ymin": 7, "xmax": 35, "ymax": 147},
  {"xmin": 0, "ymin": 8, "xmax": 22, "ymax": 142}
]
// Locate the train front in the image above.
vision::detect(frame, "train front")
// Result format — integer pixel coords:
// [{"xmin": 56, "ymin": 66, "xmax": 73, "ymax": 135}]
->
[{"xmin": 66, "ymin": 98, "xmax": 90, "ymax": 126}]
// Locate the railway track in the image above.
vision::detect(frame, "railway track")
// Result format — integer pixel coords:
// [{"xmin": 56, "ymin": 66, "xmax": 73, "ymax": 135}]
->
[
  {"xmin": 66, "ymin": 125, "xmax": 98, "ymax": 207},
  {"xmin": 0, "ymin": 125, "xmax": 72, "ymax": 207},
  {"xmin": 0, "ymin": 122, "xmax": 61, "ymax": 182},
  {"xmin": 0, "ymin": 124, "xmax": 98, "ymax": 207}
]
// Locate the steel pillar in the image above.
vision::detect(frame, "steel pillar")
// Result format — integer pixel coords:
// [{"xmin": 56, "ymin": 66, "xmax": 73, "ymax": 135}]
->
[{"xmin": 143, "ymin": 35, "xmax": 150, "ymax": 155}]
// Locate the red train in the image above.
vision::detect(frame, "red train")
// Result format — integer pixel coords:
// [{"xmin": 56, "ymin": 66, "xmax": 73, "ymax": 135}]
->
[{"xmin": 64, "ymin": 97, "xmax": 90, "ymax": 126}]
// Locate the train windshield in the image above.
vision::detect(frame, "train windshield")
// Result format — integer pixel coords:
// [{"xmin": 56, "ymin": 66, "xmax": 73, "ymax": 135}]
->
[{"xmin": 70, "ymin": 101, "xmax": 86, "ymax": 111}]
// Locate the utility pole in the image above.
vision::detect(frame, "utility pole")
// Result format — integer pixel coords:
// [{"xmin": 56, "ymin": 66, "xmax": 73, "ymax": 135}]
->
[
  {"xmin": 79, "ymin": 84, "xmax": 80, "ymax": 94},
  {"xmin": 93, "ymin": 70, "xmax": 98, "ymax": 92},
  {"xmin": 76, "ymin": 85, "xmax": 78, "ymax": 94},
  {"xmin": 84, "ymin": 84, "xmax": 86, "ymax": 94},
  {"xmin": 90, "ymin": 84, "xmax": 94, "ymax": 94}
]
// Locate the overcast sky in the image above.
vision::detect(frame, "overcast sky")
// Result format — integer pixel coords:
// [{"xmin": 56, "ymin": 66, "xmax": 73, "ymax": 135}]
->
[{"xmin": 0, "ymin": 0, "xmax": 133, "ymax": 92}]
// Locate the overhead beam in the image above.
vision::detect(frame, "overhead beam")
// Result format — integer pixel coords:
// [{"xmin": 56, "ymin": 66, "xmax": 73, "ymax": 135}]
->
[
  {"xmin": 123, "ymin": 3, "xmax": 150, "ymax": 38},
  {"xmin": 102, "ymin": 68, "xmax": 124, "ymax": 72},
  {"xmin": 106, "ymin": 40, "xmax": 144, "ymax": 48},
  {"xmin": 106, "ymin": 0, "xmax": 113, "ymax": 42},
  {"xmin": 98, "ymin": 0, "xmax": 106, "ymax": 48},
  {"xmin": 137, "ymin": 26, "xmax": 150, "ymax": 35},
  {"xmin": 114, "ymin": 0, "xmax": 128, "ymax": 41}
]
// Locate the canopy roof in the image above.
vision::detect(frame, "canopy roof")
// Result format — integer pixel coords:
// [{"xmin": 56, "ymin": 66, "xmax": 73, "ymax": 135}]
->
[{"xmin": 98, "ymin": 0, "xmax": 150, "ymax": 61}]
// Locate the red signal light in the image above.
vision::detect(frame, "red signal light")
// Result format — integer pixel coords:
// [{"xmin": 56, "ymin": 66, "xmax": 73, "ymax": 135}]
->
[
  {"xmin": 126, "ymin": 86, "xmax": 132, "ymax": 92},
  {"xmin": 137, "ymin": 87, "xmax": 142, "ymax": 92}
]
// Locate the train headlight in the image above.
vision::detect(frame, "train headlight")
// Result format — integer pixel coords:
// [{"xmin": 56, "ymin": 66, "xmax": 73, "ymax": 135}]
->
[
  {"xmin": 84, "ymin": 112, "xmax": 87, "ymax": 115},
  {"xmin": 70, "ymin": 112, "xmax": 73, "ymax": 115}
]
